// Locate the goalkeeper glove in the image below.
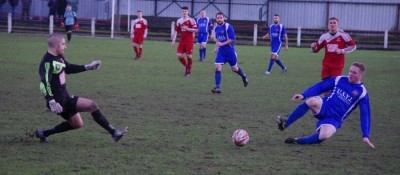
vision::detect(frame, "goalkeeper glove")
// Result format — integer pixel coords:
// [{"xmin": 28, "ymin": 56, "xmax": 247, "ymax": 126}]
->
[
  {"xmin": 85, "ymin": 60, "xmax": 101, "ymax": 70},
  {"xmin": 60, "ymin": 22, "xmax": 65, "ymax": 27},
  {"xmin": 49, "ymin": 99, "xmax": 63, "ymax": 114},
  {"xmin": 74, "ymin": 23, "xmax": 79, "ymax": 30}
]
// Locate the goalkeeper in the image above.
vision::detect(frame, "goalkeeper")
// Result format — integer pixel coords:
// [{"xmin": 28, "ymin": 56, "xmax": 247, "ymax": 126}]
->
[
  {"xmin": 61, "ymin": 5, "xmax": 79, "ymax": 43},
  {"xmin": 35, "ymin": 34, "xmax": 128, "ymax": 143}
]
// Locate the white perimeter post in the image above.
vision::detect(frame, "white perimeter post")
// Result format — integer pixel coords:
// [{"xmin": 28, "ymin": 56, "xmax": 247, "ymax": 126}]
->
[
  {"xmin": 49, "ymin": 15, "xmax": 54, "ymax": 34},
  {"xmin": 297, "ymin": 27, "xmax": 301, "ymax": 47},
  {"xmin": 253, "ymin": 24, "xmax": 257, "ymax": 46},
  {"xmin": 384, "ymin": 30, "xmax": 388, "ymax": 49},
  {"xmin": 91, "ymin": 18, "xmax": 96, "ymax": 37},
  {"xmin": 127, "ymin": 0, "xmax": 131, "ymax": 32},
  {"xmin": 131, "ymin": 19, "xmax": 134, "ymax": 35},
  {"xmin": 171, "ymin": 21, "xmax": 175, "ymax": 40},
  {"xmin": 111, "ymin": 0, "xmax": 115, "ymax": 38},
  {"xmin": 7, "ymin": 13, "xmax": 12, "ymax": 33}
]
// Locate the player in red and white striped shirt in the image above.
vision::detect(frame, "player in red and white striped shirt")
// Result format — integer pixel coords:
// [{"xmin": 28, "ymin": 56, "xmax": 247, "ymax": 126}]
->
[
  {"xmin": 171, "ymin": 6, "xmax": 198, "ymax": 77},
  {"xmin": 311, "ymin": 17, "xmax": 356, "ymax": 81},
  {"xmin": 130, "ymin": 10, "xmax": 148, "ymax": 60}
]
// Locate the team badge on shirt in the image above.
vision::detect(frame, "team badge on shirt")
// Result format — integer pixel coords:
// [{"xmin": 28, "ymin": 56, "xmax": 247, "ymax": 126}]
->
[{"xmin": 352, "ymin": 90, "xmax": 359, "ymax": 96}]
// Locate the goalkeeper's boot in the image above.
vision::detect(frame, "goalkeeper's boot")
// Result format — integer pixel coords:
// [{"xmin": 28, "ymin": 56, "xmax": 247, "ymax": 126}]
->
[
  {"xmin": 276, "ymin": 116, "xmax": 286, "ymax": 131},
  {"xmin": 113, "ymin": 127, "xmax": 128, "ymax": 142},
  {"xmin": 35, "ymin": 130, "xmax": 48, "ymax": 143}
]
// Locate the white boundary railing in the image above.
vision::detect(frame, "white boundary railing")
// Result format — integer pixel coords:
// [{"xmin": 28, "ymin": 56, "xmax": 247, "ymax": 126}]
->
[{"xmin": 3, "ymin": 13, "xmax": 394, "ymax": 49}]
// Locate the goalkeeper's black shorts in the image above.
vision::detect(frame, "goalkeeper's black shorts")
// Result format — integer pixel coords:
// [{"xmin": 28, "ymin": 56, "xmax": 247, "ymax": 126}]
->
[{"xmin": 46, "ymin": 93, "xmax": 79, "ymax": 120}]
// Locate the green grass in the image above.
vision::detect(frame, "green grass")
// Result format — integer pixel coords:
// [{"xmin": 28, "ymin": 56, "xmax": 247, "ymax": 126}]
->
[{"xmin": 0, "ymin": 33, "xmax": 399, "ymax": 174}]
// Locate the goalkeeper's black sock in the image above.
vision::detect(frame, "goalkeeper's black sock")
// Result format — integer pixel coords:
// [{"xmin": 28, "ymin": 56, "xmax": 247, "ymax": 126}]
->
[
  {"xmin": 44, "ymin": 122, "xmax": 74, "ymax": 137},
  {"xmin": 91, "ymin": 110, "xmax": 115, "ymax": 135},
  {"xmin": 67, "ymin": 33, "xmax": 71, "ymax": 41}
]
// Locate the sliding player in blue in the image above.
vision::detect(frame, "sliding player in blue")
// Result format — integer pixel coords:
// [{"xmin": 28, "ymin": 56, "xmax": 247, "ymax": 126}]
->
[
  {"xmin": 212, "ymin": 12, "xmax": 248, "ymax": 94},
  {"xmin": 276, "ymin": 62, "xmax": 375, "ymax": 148}
]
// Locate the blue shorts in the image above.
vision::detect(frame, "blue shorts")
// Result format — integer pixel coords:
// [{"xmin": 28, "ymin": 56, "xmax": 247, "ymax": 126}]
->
[
  {"xmin": 270, "ymin": 42, "xmax": 282, "ymax": 56},
  {"xmin": 314, "ymin": 98, "xmax": 342, "ymax": 131},
  {"xmin": 197, "ymin": 32, "xmax": 209, "ymax": 44},
  {"xmin": 215, "ymin": 47, "xmax": 237, "ymax": 67}
]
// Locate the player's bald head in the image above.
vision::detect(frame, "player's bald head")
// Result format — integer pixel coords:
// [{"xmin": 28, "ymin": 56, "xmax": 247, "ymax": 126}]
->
[{"xmin": 48, "ymin": 33, "xmax": 64, "ymax": 48}]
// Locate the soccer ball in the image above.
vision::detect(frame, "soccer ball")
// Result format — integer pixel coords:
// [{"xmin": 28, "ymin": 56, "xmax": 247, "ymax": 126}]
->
[{"xmin": 232, "ymin": 129, "xmax": 249, "ymax": 147}]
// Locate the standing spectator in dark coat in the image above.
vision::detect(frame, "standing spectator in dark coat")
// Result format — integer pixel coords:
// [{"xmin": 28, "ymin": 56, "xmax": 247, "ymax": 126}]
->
[
  {"xmin": 22, "ymin": 0, "xmax": 32, "ymax": 21},
  {"xmin": 0, "ymin": 0, "xmax": 7, "ymax": 14},
  {"xmin": 8, "ymin": 0, "xmax": 19, "ymax": 16},
  {"xmin": 48, "ymin": 0, "xmax": 57, "ymax": 17},
  {"xmin": 57, "ymin": 0, "xmax": 67, "ymax": 18}
]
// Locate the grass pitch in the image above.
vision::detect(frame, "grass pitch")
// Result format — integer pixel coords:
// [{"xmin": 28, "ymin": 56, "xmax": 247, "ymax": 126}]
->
[{"xmin": 0, "ymin": 33, "xmax": 399, "ymax": 174}]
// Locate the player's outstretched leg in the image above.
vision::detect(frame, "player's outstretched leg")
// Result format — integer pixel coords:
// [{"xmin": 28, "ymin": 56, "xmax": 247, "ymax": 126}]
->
[
  {"xmin": 91, "ymin": 109, "xmax": 128, "ymax": 141},
  {"xmin": 277, "ymin": 102, "xmax": 309, "ymax": 131},
  {"xmin": 285, "ymin": 133, "xmax": 322, "ymax": 144},
  {"xmin": 34, "ymin": 122, "xmax": 75, "ymax": 143}
]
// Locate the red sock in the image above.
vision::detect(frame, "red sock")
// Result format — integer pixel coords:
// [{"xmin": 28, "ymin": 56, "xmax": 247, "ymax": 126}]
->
[
  {"xmin": 187, "ymin": 57, "xmax": 193, "ymax": 73},
  {"xmin": 139, "ymin": 48, "xmax": 143, "ymax": 58},
  {"xmin": 178, "ymin": 56, "xmax": 187, "ymax": 68},
  {"xmin": 133, "ymin": 47, "xmax": 138, "ymax": 56}
]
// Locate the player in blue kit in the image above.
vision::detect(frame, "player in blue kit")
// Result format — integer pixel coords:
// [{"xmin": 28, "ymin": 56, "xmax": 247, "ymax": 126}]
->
[
  {"xmin": 276, "ymin": 62, "xmax": 375, "ymax": 148},
  {"xmin": 262, "ymin": 14, "xmax": 288, "ymax": 75},
  {"xmin": 197, "ymin": 10, "xmax": 213, "ymax": 62},
  {"xmin": 211, "ymin": 12, "xmax": 248, "ymax": 94}
]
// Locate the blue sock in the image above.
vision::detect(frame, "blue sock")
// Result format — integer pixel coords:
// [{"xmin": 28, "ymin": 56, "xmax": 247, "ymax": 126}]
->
[
  {"xmin": 285, "ymin": 102, "xmax": 309, "ymax": 128},
  {"xmin": 267, "ymin": 59, "xmax": 274, "ymax": 72},
  {"xmin": 215, "ymin": 70, "xmax": 221, "ymax": 88},
  {"xmin": 296, "ymin": 133, "xmax": 322, "ymax": 144},
  {"xmin": 235, "ymin": 67, "xmax": 246, "ymax": 80},
  {"xmin": 275, "ymin": 59, "xmax": 285, "ymax": 70},
  {"xmin": 203, "ymin": 48, "xmax": 207, "ymax": 59},
  {"xmin": 199, "ymin": 49, "xmax": 203, "ymax": 60}
]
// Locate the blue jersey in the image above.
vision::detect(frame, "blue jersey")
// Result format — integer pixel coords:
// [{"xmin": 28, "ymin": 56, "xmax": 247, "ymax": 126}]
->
[
  {"xmin": 64, "ymin": 11, "xmax": 77, "ymax": 25},
  {"xmin": 214, "ymin": 22, "xmax": 236, "ymax": 50},
  {"xmin": 302, "ymin": 76, "xmax": 371, "ymax": 138},
  {"xmin": 214, "ymin": 22, "xmax": 237, "ymax": 66},
  {"xmin": 197, "ymin": 17, "xmax": 213, "ymax": 34},
  {"xmin": 268, "ymin": 24, "xmax": 286, "ymax": 46}
]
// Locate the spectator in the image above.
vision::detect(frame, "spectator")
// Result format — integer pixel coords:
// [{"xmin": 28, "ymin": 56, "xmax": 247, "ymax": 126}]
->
[
  {"xmin": 48, "ymin": 0, "xmax": 57, "ymax": 19},
  {"xmin": 8, "ymin": 0, "xmax": 19, "ymax": 16},
  {"xmin": 57, "ymin": 0, "xmax": 67, "ymax": 18},
  {"xmin": 21, "ymin": 0, "xmax": 32, "ymax": 21}
]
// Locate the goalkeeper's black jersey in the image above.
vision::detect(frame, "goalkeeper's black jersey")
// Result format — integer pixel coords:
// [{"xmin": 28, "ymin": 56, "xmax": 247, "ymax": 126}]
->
[{"xmin": 39, "ymin": 52, "xmax": 86, "ymax": 102}]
